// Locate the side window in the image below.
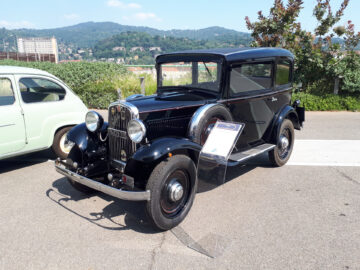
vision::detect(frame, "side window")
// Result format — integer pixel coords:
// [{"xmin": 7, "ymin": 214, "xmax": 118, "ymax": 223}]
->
[
  {"xmin": 230, "ymin": 62, "xmax": 272, "ymax": 96},
  {"xmin": 19, "ymin": 78, "xmax": 66, "ymax": 103},
  {"xmin": 276, "ymin": 60, "xmax": 291, "ymax": 86},
  {"xmin": 0, "ymin": 78, "xmax": 15, "ymax": 106},
  {"xmin": 197, "ymin": 62, "xmax": 220, "ymax": 91}
]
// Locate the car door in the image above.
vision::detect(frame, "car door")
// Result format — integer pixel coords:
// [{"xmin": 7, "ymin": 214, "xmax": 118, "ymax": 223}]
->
[
  {"xmin": 14, "ymin": 75, "xmax": 69, "ymax": 150},
  {"xmin": 269, "ymin": 58, "xmax": 293, "ymax": 114},
  {"xmin": 226, "ymin": 60, "xmax": 275, "ymax": 149},
  {"xmin": 0, "ymin": 75, "xmax": 26, "ymax": 156}
]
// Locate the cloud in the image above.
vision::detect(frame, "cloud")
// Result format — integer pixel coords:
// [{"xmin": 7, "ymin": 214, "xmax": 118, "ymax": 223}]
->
[
  {"xmin": 107, "ymin": 0, "xmax": 141, "ymax": 9},
  {"xmin": 64, "ymin": 14, "xmax": 80, "ymax": 20},
  {"xmin": 0, "ymin": 20, "xmax": 35, "ymax": 29},
  {"xmin": 134, "ymin": 12, "xmax": 162, "ymax": 22}
]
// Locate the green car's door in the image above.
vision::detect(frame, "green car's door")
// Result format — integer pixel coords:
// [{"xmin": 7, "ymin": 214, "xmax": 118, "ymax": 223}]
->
[{"xmin": 0, "ymin": 76, "xmax": 26, "ymax": 156}]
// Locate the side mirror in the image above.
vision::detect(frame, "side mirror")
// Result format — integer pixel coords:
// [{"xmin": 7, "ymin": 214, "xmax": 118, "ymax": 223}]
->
[
  {"xmin": 294, "ymin": 82, "xmax": 303, "ymax": 93},
  {"xmin": 292, "ymin": 99, "xmax": 301, "ymax": 108}
]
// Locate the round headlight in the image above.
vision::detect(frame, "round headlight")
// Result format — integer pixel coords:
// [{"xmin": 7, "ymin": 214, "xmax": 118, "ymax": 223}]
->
[
  {"xmin": 127, "ymin": 119, "xmax": 146, "ymax": 143},
  {"xmin": 85, "ymin": 111, "xmax": 103, "ymax": 132}
]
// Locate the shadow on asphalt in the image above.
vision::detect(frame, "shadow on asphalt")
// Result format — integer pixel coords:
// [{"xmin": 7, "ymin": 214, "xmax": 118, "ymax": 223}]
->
[
  {"xmin": 46, "ymin": 176, "xmax": 159, "ymax": 234},
  {"xmin": 46, "ymin": 153, "xmax": 274, "ymax": 234},
  {"xmin": 0, "ymin": 149, "xmax": 56, "ymax": 174},
  {"xmin": 198, "ymin": 152, "xmax": 273, "ymax": 193}
]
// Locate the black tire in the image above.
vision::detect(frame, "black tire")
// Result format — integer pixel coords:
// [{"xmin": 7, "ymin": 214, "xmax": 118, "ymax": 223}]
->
[
  {"xmin": 146, "ymin": 155, "xmax": 197, "ymax": 231},
  {"xmin": 269, "ymin": 119, "xmax": 295, "ymax": 167},
  {"xmin": 66, "ymin": 147, "xmax": 96, "ymax": 194},
  {"xmin": 52, "ymin": 126, "xmax": 73, "ymax": 160},
  {"xmin": 193, "ymin": 105, "xmax": 232, "ymax": 145}
]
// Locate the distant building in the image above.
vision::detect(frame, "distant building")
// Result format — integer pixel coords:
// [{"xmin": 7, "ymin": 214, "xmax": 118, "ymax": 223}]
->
[
  {"xmin": 17, "ymin": 37, "xmax": 59, "ymax": 63},
  {"xmin": 116, "ymin": 58, "xmax": 125, "ymax": 64},
  {"xmin": 112, "ymin": 46, "xmax": 126, "ymax": 52},
  {"xmin": 149, "ymin": 47, "xmax": 161, "ymax": 52},
  {"xmin": 130, "ymin": 47, "xmax": 144, "ymax": 52}
]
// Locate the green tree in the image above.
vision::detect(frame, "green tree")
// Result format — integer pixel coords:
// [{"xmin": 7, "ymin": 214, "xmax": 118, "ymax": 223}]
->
[{"xmin": 246, "ymin": 0, "xmax": 360, "ymax": 93}]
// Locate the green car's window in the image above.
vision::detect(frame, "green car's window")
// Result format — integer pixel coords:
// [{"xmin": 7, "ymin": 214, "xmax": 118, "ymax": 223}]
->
[
  {"xmin": 276, "ymin": 60, "xmax": 291, "ymax": 86},
  {"xmin": 230, "ymin": 62, "xmax": 272, "ymax": 96},
  {"xmin": 19, "ymin": 78, "xmax": 66, "ymax": 103},
  {"xmin": 0, "ymin": 78, "xmax": 15, "ymax": 106}
]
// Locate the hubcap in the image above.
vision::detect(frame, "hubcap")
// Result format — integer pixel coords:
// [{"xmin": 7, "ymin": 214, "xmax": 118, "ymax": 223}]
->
[
  {"xmin": 279, "ymin": 135, "xmax": 289, "ymax": 150},
  {"xmin": 59, "ymin": 132, "xmax": 72, "ymax": 154},
  {"xmin": 278, "ymin": 128, "xmax": 292, "ymax": 160},
  {"xmin": 160, "ymin": 169, "xmax": 190, "ymax": 217},
  {"xmin": 168, "ymin": 180, "xmax": 184, "ymax": 202}
]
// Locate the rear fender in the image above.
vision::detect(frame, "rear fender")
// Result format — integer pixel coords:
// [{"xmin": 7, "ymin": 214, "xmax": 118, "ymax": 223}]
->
[{"xmin": 271, "ymin": 105, "xmax": 300, "ymax": 143}]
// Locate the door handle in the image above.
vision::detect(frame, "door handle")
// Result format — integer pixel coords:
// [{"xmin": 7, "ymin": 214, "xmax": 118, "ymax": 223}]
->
[{"xmin": 267, "ymin": 97, "xmax": 278, "ymax": 102}]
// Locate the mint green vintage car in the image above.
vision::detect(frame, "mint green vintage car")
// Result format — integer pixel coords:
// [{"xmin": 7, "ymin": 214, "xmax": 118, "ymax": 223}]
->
[{"xmin": 0, "ymin": 66, "xmax": 88, "ymax": 160}]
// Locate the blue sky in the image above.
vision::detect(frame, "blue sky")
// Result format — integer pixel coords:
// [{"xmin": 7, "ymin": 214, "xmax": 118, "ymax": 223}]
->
[{"xmin": 0, "ymin": 0, "xmax": 359, "ymax": 32}]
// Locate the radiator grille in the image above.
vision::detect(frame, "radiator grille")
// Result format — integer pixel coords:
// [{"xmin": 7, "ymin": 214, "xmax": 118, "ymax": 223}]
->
[{"xmin": 108, "ymin": 104, "xmax": 136, "ymax": 162}]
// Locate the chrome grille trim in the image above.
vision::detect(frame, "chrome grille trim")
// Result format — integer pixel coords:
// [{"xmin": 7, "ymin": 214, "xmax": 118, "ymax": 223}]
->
[{"xmin": 108, "ymin": 101, "xmax": 139, "ymax": 162}]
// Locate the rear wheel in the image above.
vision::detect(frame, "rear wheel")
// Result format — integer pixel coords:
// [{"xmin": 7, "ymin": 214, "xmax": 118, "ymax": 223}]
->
[
  {"xmin": 269, "ymin": 119, "xmax": 295, "ymax": 167},
  {"xmin": 52, "ymin": 127, "xmax": 73, "ymax": 160},
  {"xmin": 146, "ymin": 155, "xmax": 197, "ymax": 231}
]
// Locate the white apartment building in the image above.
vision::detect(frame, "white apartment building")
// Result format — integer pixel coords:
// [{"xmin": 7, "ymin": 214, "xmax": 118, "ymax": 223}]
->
[{"xmin": 17, "ymin": 37, "xmax": 59, "ymax": 63}]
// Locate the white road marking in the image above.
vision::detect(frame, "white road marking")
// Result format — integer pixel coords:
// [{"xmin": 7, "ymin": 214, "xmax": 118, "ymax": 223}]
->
[{"xmin": 288, "ymin": 140, "xmax": 360, "ymax": 167}]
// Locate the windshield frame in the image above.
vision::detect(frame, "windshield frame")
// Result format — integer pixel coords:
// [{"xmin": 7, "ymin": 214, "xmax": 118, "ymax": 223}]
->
[{"xmin": 156, "ymin": 54, "xmax": 225, "ymax": 95}]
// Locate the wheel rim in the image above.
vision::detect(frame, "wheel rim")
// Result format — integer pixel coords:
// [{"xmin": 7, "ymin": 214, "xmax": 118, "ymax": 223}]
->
[
  {"xmin": 59, "ymin": 132, "xmax": 72, "ymax": 154},
  {"xmin": 200, "ymin": 117, "xmax": 221, "ymax": 145},
  {"xmin": 160, "ymin": 169, "xmax": 190, "ymax": 218},
  {"xmin": 278, "ymin": 128, "xmax": 292, "ymax": 160}
]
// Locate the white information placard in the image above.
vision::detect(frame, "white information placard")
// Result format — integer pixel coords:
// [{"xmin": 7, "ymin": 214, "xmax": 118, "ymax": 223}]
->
[{"xmin": 201, "ymin": 121, "xmax": 244, "ymax": 160}]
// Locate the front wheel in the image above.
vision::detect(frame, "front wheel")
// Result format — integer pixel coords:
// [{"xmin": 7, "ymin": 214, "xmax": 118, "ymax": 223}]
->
[
  {"xmin": 269, "ymin": 119, "xmax": 295, "ymax": 167},
  {"xmin": 146, "ymin": 155, "xmax": 197, "ymax": 231}
]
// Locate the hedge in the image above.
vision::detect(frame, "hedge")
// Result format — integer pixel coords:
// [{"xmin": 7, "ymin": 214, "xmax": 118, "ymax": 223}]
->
[
  {"xmin": 1, "ymin": 60, "xmax": 359, "ymax": 111},
  {"xmin": 0, "ymin": 60, "xmax": 157, "ymax": 108},
  {"xmin": 292, "ymin": 92, "xmax": 360, "ymax": 112}
]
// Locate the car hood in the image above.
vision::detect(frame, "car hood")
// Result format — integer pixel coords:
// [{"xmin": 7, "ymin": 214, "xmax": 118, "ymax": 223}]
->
[{"xmin": 127, "ymin": 91, "xmax": 217, "ymax": 113}]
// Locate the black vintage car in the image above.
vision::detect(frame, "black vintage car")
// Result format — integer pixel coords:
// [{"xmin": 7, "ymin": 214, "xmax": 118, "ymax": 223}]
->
[{"xmin": 55, "ymin": 48, "xmax": 304, "ymax": 230}]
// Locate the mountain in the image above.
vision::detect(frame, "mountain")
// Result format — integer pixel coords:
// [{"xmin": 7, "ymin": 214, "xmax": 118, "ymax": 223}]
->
[
  {"xmin": 0, "ymin": 22, "xmax": 251, "ymax": 48},
  {"xmin": 93, "ymin": 31, "xmax": 251, "ymax": 64}
]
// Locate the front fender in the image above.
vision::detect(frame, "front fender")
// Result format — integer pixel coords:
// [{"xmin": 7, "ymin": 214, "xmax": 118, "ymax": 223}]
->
[
  {"xmin": 132, "ymin": 137, "xmax": 202, "ymax": 163},
  {"xmin": 67, "ymin": 122, "xmax": 108, "ymax": 151}
]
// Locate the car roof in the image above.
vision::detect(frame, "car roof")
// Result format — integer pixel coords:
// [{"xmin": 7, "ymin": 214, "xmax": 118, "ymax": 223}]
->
[
  {"xmin": 0, "ymin": 65, "xmax": 56, "ymax": 78},
  {"xmin": 156, "ymin": 47, "xmax": 294, "ymax": 63}
]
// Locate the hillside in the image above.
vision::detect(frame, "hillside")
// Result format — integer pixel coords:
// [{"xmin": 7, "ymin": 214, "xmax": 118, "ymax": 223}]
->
[
  {"xmin": 93, "ymin": 31, "xmax": 250, "ymax": 64},
  {"xmin": 0, "ymin": 22, "xmax": 251, "ymax": 48}
]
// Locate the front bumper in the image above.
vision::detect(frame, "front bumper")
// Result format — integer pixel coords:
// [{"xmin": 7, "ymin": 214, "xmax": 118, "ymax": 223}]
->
[{"xmin": 55, "ymin": 160, "xmax": 150, "ymax": 201}]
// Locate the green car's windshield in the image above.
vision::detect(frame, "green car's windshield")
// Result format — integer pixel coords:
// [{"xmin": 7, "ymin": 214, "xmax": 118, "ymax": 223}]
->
[{"xmin": 159, "ymin": 61, "xmax": 222, "ymax": 93}]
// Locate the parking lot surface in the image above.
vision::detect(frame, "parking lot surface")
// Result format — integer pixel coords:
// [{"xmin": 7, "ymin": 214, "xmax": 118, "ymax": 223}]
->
[{"xmin": 0, "ymin": 112, "xmax": 359, "ymax": 269}]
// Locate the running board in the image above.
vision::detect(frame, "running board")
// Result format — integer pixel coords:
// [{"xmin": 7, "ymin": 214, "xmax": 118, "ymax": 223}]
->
[{"xmin": 229, "ymin": 143, "xmax": 276, "ymax": 165}]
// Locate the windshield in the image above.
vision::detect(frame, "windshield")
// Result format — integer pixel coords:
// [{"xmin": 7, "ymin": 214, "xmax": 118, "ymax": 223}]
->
[{"xmin": 159, "ymin": 61, "xmax": 222, "ymax": 92}]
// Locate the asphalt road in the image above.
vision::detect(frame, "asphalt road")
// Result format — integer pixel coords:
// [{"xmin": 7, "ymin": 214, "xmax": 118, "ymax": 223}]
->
[{"xmin": 0, "ymin": 112, "xmax": 359, "ymax": 270}]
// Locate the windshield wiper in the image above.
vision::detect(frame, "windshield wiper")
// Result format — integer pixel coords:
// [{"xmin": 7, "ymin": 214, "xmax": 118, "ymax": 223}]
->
[{"xmin": 202, "ymin": 62, "xmax": 214, "ymax": 81}]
